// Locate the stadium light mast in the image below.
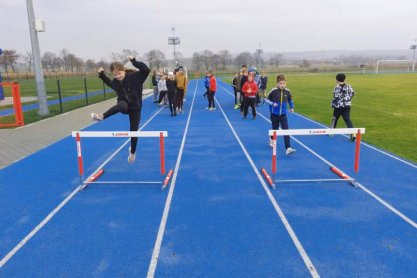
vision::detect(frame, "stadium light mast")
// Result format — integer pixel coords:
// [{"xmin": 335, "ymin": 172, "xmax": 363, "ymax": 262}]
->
[
  {"xmin": 168, "ymin": 27, "xmax": 180, "ymax": 67},
  {"xmin": 410, "ymin": 38, "xmax": 417, "ymax": 73},
  {"xmin": 26, "ymin": 0, "xmax": 49, "ymax": 116},
  {"xmin": 256, "ymin": 43, "xmax": 263, "ymax": 71}
]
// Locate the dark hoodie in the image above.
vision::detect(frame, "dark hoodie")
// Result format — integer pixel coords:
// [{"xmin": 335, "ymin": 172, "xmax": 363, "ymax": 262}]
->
[{"xmin": 99, "ymin": 58, "xmax": 150, "ymax": 111}]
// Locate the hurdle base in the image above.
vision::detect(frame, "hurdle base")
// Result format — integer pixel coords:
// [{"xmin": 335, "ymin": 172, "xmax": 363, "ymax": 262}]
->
[{"xmin": 161, "ymin": 169, "xmax": 174, "ymax": 191}]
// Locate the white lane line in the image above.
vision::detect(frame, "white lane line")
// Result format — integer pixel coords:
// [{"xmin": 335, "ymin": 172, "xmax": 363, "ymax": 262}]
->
[
  {"xmin": 0, "ymin": 106, "xmax": 165, "ymax": 268},
  {"xmin": 218, "ymin": 83, "xmax": 417, "ymax": 230},
  {"xmin": 147, "ymin": 81, "xmax": 198, "ymax": 278},
  {"xmin": 214, "ymin": 96, "xmax": 320, "ymax": 278}
]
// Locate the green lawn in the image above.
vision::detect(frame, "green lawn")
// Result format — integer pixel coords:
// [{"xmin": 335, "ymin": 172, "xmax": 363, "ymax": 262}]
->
[{"xmin": 223, "ymin": 73, "xmax": 417, "ymax": 162}]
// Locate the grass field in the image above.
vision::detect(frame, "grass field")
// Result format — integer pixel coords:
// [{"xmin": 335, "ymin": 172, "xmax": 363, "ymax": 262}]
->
[{"xmin": 224, "ymin": 73, "xmax": 417, "ymax": 162}]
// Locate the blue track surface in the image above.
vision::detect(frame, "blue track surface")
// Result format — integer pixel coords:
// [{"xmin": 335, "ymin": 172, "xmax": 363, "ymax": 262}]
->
[{"xmin": 1, "ymin": 79, "xmax": 416, "ymax": 277}]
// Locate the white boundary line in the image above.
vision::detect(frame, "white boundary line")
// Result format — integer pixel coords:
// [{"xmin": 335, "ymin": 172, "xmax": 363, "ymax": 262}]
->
[
  {"xmin": 218, "ymin": 83, "xmax": 417, "ymax": 230},
  {"xmin": 0, "ymin": 106, "xmax": 165, "ymax": 268},
  {"xmin": 147, "ymin": 81, "xmax": 198, "ymax": 277},
  {"xmin": 214, "ymin": 96, "xmax": 320, "ymax": 278}
]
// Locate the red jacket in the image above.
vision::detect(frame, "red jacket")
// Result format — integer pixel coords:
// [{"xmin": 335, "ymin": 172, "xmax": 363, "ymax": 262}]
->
[
  {"xmin": 209, "ymin": 76, "xmax": 217, "ymax": 92},
  {"xmin": 242, "ymin": 80, "xmax": 258, "ymax": 97}
]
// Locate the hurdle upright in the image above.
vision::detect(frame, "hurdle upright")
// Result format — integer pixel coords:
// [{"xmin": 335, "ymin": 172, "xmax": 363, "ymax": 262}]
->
[
  {"xmin": 261, "ymin": 128, "xmax": 365, "ymax": 189},
  {"xmin": 72, "ymin": 131, "xmax": 173, "ymax": 190}
]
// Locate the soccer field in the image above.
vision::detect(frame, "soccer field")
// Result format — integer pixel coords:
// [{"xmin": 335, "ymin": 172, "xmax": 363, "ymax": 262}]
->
[{"xmin": 261, "ymin": 73, "xmax": 417, "ymax": 162}]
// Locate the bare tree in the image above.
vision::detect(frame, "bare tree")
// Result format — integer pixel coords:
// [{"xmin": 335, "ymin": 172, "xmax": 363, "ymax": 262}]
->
[
  {"xmin": 60, "ymin": 48, "xmax": 71, "ymax": 71},
  {"xmin": 85, "ymin": 59, "xmax": 97, "ymax": 72},
  {"xmin": 0, "ymin": 50, "xmax": 20, "ymax": 73},
  {"xmin": 201, "ymin": 50, "xmax": 213, "ymax": 70},
  {"xmin": 75, "ymin": 57, "xmax": 85, "ymax": 72},
  {"xmin": 22, "ymin": 51, "xmax": 33, "ymax": 72},
  {"xmin": 52, "ymin": 57, "xmax": 64, "ymax": 72},
  {"xmin": 192, "ymin": 52, "xmax": 202, "ymax": 70},
  {"xmin": 269, "ymin": 53, "xmax": 283, "ymax": 68},
  {"xmin": 218, "ymin": 50, "xmax": 232, "ymax": 70},
  {"xmin": 300, "ymin": 59, "xmax": 311, "ymax": 68},
  {"xmin": 42, "ymin": 51, "xmax": 57, "ymax": 71},
  {"xmin": 145, "ymin": 49, "xmax": 166, "ymax": 69},
  {"xmin": 96, "ymin": 59, "xmax": 110, "ymax": 70},
  {"xmin": 211, "ymin": 54, "xmax": 222, "ymax": 70},
  {"xmin": 234, "ymin": 52, "xmax": 253, "ymax": 68},
  {"xmin": 67, "ymin": 54, "xmax": 78, "ymax": 72}
]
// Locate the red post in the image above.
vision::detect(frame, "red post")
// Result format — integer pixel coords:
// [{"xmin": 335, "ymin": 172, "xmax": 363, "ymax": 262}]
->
[
  {"xmin": 13, "ymin": 83, "xmax": 24, "ymax": 126},
  {"xmin": 272, "ymin": 131, "xmax": 277, "ymax": 175},
  {"xmin": 354, "ymin": 129, "xmax": 362, "ymax": 173},
  {"xmin": 76, "ymin": 132, "xmax": 84, "ymax": 177},
  {"xmin": 160, "ymin": 132, "xmax": 165, "ymax": 176}
]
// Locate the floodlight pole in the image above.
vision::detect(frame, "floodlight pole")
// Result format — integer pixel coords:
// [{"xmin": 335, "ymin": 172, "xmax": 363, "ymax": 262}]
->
[
  {"xmin": 256, "ymin": 43, "xmax": 263, "ymax": 71},
  {"xmin": 410, "ymin": 39, "xmax": 417, "ymax": 73},
  {"xmin": 168, "ymin": 27, "xmax": 180, "ymax": 67},
  {"xmin": 26, "ymin": 0, "xmax": 49, "ymax": 116}
]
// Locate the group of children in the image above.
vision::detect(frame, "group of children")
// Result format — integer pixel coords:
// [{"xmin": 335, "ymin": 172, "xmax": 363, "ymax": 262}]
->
[
  {"xmin": 90, "ymin": 55, "xmax": 356, "ymax": 163},
  {"xmin": 231, "ymin": 66, "xmax": 356, "ymax": 155},
  {"xmin": 151, "ymin": 66, "xmax": 188, "ymax": 116}
]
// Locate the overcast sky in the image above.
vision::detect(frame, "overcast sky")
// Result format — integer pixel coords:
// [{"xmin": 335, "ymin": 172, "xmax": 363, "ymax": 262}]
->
[{"xmin": 1, "ymin": 0, "xmax": 416, "ymax": 61}]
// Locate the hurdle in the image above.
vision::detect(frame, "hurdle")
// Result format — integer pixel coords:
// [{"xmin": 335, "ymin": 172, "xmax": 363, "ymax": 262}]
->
[
  {"xmin": 71, "ymin": 131, "xmax": 173, "ymax": 190},
  {"xmin": 261, "ymin": 128, "xmax": 365, "ymax": 189}
]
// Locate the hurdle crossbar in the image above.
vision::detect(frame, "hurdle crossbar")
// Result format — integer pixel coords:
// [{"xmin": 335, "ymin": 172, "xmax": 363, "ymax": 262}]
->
[
  {"xmin": 72, "ymin": 131, "xmax": 168, "ymax": 138},
  {"xmin": 72, "ymin": 130, "xmax": 170, "ymax": 190},
  {"xmin": 268, "ymin": 128, "xmax": 365, "ymax": 136},
  {"xmin": 268, "ymin": 128, "xmax": 365, "ymax": 189}
]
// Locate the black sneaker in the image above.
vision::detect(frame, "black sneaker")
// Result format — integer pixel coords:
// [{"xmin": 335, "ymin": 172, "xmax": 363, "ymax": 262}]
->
[{"xmin": 350, "ymin": 134, "xmax": 356, "ymax": 142}]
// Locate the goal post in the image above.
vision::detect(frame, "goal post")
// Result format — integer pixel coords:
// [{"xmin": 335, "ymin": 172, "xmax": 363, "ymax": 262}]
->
[{"xmin": 375, "ymin": 60, "xmax": 416, "ymax": 74}]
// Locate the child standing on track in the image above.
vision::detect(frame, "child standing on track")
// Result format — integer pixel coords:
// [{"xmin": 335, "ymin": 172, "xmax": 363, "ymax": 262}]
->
[
  {"xmin": 207, "ymin": 71, "xmax": 217, "ymax": 110},
  {"xmin": 259, "ymin": 73, "xmax": 268, "ymax": 104},
  {"xmin": 151, "ymin": 70, "xmax": 160, "ymax": 103},
  {"xmin": 175, "ymin": 68, "xmax": 188, "ymax": 113},
  {"xmin": 241, "ymin": 72, "xmax": 258, "ymax": 119},
  {"xmin": 166, "ymin": 72, "xmax": 177, "ymax": 117},
  {"xmin": 203, "ymin": 72, "xmax": 210, "ymax": 98},
  {"xmin": 232, "ymin": 73, "xmax": 239, "ymax": 108},
  {"xmin": 330, "ymin": 73, "xmax": 356, "ymax": 142},
  {"xmin": 239, "ymin": 70, "xmax": 249, "ymax": 114},
  {"xmin": 91, "ymin": 56, "xmax": 150, "ymax": 163},
  {"xmin": 157, "ymin": 73, "xmax": 168, "ymax": 106},
  {"xmin": 265, "ymin": 74, "xmax": 296, "ymax": 155}
]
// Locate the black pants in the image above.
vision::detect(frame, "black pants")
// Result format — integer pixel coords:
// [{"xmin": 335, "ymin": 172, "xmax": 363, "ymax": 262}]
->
[
  {"xmin": 244, "ymin": 97, "xmax": 256, "ymax": 117},
  {"xmin": 270, "ymin": 114, "xmax": 291, "ymax": 149},
  {"xmin": 234, "ymin": 90, "xmax": 238, "ymax": 105},
  {"xmin": 208, "ymin": 91, "xmax": 215, "ymax": 108},
  {"xmin": 103, "ymin": 101, "xmax": 141, "ymax": 154},
  {"xmin": 203, "ymin": 87, "xmax": 209, "ymax": 97},
  {"xmin": 158, "ymin": 90, "xmax": 167, "ymax": 104},
  {"xmin": 331, "ymin": 107, "xmax": 353, "ymax": 128},
  {"xmin": 176, "ymin": 88, "xmax": 185, "ymax": 110},
  {"xmin": 240, "ymin": 96, "xmax": 246, "ymax": 112},
  {"xmin": 168, "ymin": 91, "xmax": 177, "ymax": 114}
]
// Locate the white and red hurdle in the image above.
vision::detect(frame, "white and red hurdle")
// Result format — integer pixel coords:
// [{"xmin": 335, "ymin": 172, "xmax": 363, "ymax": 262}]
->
[
  {"xmin": 261, "ymin": 128, "xmax": 365, "ymax": 189},
  {"xmin": 72, "ymin": 131, "xmax": 173, "ymax": 190}
]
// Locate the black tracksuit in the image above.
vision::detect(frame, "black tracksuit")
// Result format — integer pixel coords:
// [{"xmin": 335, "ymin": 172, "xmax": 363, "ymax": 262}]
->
[
  {"xmin": 166, "ymin": 79, "xmax": 177, "ymax": 115},
  {"xmin": 99, "ymin": 58, "xmax": 150, "ymax": 154}
]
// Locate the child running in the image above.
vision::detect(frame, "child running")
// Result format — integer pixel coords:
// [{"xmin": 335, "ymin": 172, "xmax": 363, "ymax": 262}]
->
[
  {"xmin": 330, "ymin": 73, "xmax": 356, "ymax": 142},
  {"xmin": 91, "ymin": 56, "xmax": 150, "ymax": 163},
  {"xmin": 241, "ymin": 72, "xmax": 258, "ymax": 119},
  {"xmin": 166, "ymin": 72, "xmax": 177, "ymax": 116},
  {"xmin": 265, "ymin": 74, "xmax": 296, "ymax": 155}
]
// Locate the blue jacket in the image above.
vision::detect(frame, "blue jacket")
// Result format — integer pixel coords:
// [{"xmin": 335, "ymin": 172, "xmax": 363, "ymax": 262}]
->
[
  {"xmin": 204, "ymin": 76, "xmax": 210, "ymax": 89},
  {"xmin": 265, "ymin": 88, "xmax": 294, "ymax": 115}
]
